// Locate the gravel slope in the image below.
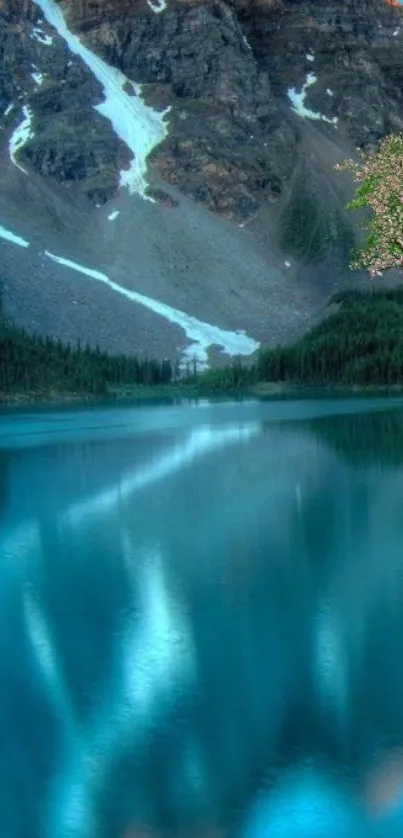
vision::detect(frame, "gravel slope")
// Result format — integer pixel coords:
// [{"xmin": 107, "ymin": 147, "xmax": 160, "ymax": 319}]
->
[{"xmin": 0, "ymin": 118, "xmax": 401, "ymax": 365}]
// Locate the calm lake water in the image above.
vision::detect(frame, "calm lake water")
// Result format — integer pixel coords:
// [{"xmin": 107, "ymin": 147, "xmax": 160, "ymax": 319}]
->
[{"xmin": 2, "ymin": 397, "xmax": 403, "ymax": 838}]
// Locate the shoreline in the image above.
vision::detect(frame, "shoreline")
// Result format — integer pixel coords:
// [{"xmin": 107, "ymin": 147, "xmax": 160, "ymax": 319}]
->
[{"xmin": 2, "ymin": 381, "xmax": 403, "ymax": 410}]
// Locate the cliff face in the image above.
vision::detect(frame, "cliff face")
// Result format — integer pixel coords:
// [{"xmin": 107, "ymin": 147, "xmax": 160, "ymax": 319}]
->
[
  {"xmin": 2, "ymin": 0, "xmax": 403, "ymax": 221},
  {"xmin": 0, "ymin": 0, "xmax": 130, "ymax": 203},
  {"xmin": 244, "ymin": 0, "xmax": 403, "ymax": 146}
]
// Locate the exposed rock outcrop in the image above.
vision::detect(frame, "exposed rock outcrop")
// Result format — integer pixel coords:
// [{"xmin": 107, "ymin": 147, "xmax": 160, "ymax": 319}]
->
[
  {"xmin": 0, "ymin": 0, "xmax": 130, "ymax": 202},
  {"xmin": 240, "ymin": 0, "xmax": 403, "ymax": 152},
  {"xmin": 2, "ymin": 0, "xmax": 403, "ymax": 221}
]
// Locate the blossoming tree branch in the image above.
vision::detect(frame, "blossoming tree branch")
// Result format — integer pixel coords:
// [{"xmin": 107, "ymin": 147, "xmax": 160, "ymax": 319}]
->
[{"xmin": 334, "ymin": 133, "xmax": 403, "ymax": 277}]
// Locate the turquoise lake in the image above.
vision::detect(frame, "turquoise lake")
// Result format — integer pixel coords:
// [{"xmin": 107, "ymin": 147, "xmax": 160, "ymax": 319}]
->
[{"xmin": 2, "ymin": 397, "xmax": 403, "ymax": 837}]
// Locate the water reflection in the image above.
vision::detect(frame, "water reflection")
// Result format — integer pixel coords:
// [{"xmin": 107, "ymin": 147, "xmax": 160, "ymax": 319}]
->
[
  {"xmin": 304, "ymin": 408, "xmax": 403, "ymax": 468},
  {"xmin": 2, "ymin": 403, "xmax": 403, "ymax": 835},
  {"xmin": 0, "ymin": 450, "xmax": 10, "ymax": 514}
]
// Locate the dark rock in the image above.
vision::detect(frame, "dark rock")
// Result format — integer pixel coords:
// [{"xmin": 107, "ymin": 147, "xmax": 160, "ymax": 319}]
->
[
  {"xmin": 146, "ymin": 185, "xmax": 179, "ymax": 207},
  {"xmin": 78, "ymin": 0, "xmax": 297, "ymax": 220},
  {"xmin": 0, "ymin": 0, "xmax": 130, "ymax": 202},
  {"xmin": 239, "ymin": 0, "xmax": 403, "ymax": 153},
  {"xmin": 3, "ymin": 0, "xmax": 403, "ymax": 220}
]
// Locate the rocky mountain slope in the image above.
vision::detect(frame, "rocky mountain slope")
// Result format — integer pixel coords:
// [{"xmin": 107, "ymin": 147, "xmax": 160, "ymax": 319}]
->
[{"xmin": 0, "ymin": 0, "xmax": 403, "ymax": 367}]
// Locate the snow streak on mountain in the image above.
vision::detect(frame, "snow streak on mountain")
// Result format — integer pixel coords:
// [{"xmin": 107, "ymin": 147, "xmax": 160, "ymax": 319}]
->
[{"xmin": 33, "ymin": 0, "xmax": 170, "ymax": 198}]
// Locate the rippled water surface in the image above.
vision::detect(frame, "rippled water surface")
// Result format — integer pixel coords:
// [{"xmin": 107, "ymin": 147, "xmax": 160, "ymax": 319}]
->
[{"xmin": 2, "ymin": 397, "xmax": 403, "ymax": 837}]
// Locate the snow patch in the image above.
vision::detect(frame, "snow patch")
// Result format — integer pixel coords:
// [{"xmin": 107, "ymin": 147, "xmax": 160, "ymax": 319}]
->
[
  {"xmin": 108, "ymin": 210, "xmax": 120, "ymax": 221},
  {"xmin": 306, "ymin": 52, "xmax": 315, "ymax": 61},
  {"xmin": 147, "ymin": 0, "xmax": 167, "ymax": 12},
  {"xmin": 284, "ymin": 261, "xmax": 291, "ymax": 268},
  {"xmin": 4, "ymin": 103, "xmax": 13, "ymax": 116},
  {"xmin": 31, "ymin": 71, "xmax": 45, "ymax": 86},
  {"xmin": 33, "ymin": 0, "xmax": 170, "ymax": 199},
  {"xmin": 9, "ymin": 106, "xmax": 35, "ymax": 174},
  {"xmin": 44, "ymin": 251, "xmax": 260, "ymax": 369},
  {"xmin": 326, "ymin": 88, "xmax": 333, "ymax": 96},
  {"xmin": 287, "ymin": 73, "xmax": 338, "ymax": 125},
  {"xmin": 32, "ymin": 26, "xmax": 53, "ymax": 45},
  {"xmin": 242, "ymin": 33, "xmax": 252, "ymax": 50},
  {"xmin": 0, "ymin": 224, "xmax": 30, "ymax": 248},
  {"xmin": 393, "ymin": 28, "xmax": 400, "ymax": 36}
]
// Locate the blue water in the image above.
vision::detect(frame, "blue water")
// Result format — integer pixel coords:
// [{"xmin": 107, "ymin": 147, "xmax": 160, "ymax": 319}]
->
[{"xmin": 2, "ymin": 397, "xmax": 403, "ymax": 837}]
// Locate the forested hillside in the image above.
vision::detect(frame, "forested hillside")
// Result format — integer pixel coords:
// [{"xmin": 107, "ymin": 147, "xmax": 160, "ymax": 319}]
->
[
  {"xmin": 4, "ymin": 287, "xmax": 403, "ymax": 402},
  {"xmin": 200, "ymin": 289, "xmax": 403, "ymax": 391},
  {"xmin": 0, "ymin": 294, "xmax": 173, "ymax": 399},
  {"xmin": 257, "ymin": 288, "xmax": 403, "ymax": 386}
]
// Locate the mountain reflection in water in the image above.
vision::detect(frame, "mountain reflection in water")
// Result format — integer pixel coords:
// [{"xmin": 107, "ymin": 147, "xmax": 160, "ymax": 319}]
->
[{"xmin": 2, "ymin": 400, "xmax": 403, "ymax": 837}]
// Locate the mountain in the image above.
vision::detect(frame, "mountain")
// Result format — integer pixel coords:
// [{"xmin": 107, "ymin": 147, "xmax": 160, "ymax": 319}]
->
[{"xmin": 1, "ymin": 0, "xmax": 403, "ymax": 368}]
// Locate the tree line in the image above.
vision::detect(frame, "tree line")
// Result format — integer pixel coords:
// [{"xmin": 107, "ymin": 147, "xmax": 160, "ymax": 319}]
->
[
  {"xmin": 258, "ymin": 287, "xmax": 403, "ymax": 386},
  {"xmin": 0, "ymin": 315, "xmax": 173, "ymax": 396},
  {"xmin": 198, "ymin": 288, "xmax": 403, "ymax": 389},
  {"xmin": 3, "ymin": 286, "xmax": 403, "ymax": 398}
]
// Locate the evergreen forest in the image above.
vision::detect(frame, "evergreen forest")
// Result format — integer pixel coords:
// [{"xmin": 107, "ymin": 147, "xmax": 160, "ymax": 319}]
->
[
  {"xmin": 3, "ymin": 286, "xmax": 403, "ymax": 401},
  {"xmin": 0, "ymin": 298, "xmax": 173, "ymax": 399}
]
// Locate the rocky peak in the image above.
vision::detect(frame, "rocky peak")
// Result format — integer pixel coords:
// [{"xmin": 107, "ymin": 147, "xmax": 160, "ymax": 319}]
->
[
  {"xmin": 58, "ymin": 0, "xmax": 145, "ymax": 29},
  {"xmin": 2, "ymin": 0, "xmax": 403, "ymax": 220}
]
